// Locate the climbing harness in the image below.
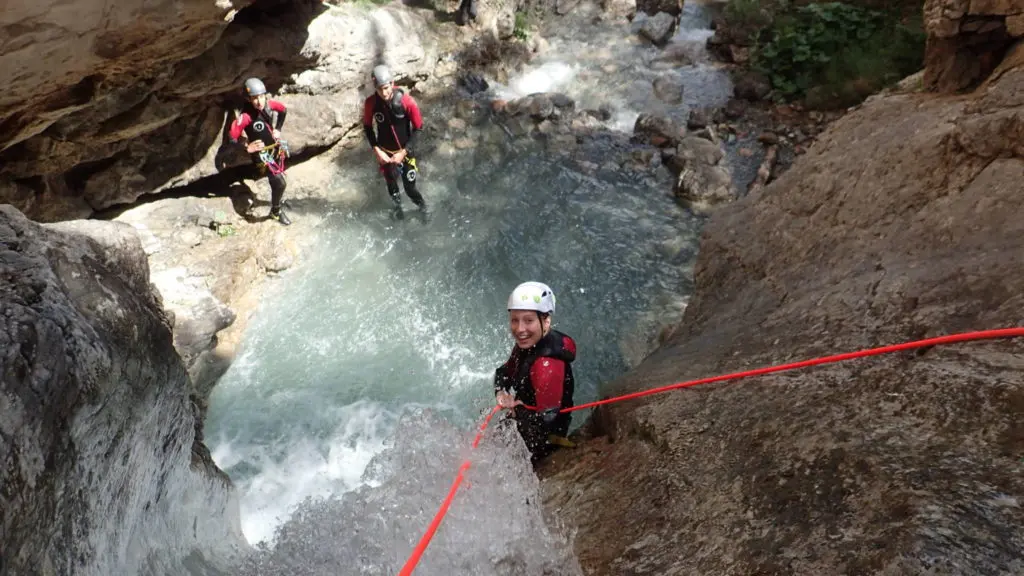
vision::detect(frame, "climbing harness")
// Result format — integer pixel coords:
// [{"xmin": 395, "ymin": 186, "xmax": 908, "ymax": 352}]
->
[
  {"xmin": 397, "ymin": 327, "xmax": 1024, "ymax": 575},
  {"xmin": 399, "ymin": 156, "xmax": 418, "ymax": 182},
  {"xmin": 379, "ymin": 148, "xmax": 417, "ymax": 181},
  {"xmin": 258, "ymin": 140, "xmax": 289, "ymax": 176}
]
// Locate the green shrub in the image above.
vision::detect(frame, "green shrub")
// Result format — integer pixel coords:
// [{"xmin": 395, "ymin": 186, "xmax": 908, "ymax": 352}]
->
[
  {"xmin": 752, "ymin": 2, "xmax": 925, "ymax": 105},
  {"xmin": 514, "ymin": 11, "xmax": 530, "ymax": 41}
]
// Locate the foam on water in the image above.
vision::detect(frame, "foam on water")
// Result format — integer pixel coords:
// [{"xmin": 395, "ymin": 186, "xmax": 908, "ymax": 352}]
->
[
  {"xmin": 505, "ymin": 61, "xmax": 580, "ymax": 97},
  {"xmin": 210, "ymin": 399, "xmax": 396, "ymax": 545},
  {"xmin": 234, "ymin": 410, "xmax": 582, "ymax": 575}
]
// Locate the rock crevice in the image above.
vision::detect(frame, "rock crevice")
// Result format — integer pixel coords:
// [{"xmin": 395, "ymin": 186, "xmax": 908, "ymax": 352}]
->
[{"xmin": 924, "ymin": 0, "xmax": 1024, "ymax": 91}]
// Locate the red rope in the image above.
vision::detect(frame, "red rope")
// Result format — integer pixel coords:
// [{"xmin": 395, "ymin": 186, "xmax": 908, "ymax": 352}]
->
[
  {"xmin": 397, "ymin": 327, "xmax": 1024, "ymax": 574},
  {"xmin": 557, "ymin": 327, "xmax": 1024, "ymax": 413}
]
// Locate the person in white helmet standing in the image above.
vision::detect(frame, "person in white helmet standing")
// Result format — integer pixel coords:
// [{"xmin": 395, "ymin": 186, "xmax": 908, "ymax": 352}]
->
[{"xmin": 493, "ymin": 281, "xmax": 577, "ymax": 463}]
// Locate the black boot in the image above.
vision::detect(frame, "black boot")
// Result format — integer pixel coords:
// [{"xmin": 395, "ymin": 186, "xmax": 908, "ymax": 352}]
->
[{"xmin": 270, "ymin": 207, "xmax": 291, "ymax": 226}]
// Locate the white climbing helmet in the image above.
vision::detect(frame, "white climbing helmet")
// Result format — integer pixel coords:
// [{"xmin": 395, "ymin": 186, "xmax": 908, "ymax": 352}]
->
[{"xmin": 507, "ymin": 281, "xmax": 556, "ymax": 315}]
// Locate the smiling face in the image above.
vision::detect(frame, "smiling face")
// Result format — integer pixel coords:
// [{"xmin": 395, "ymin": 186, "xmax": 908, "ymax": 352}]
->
[
  {"xmin": 376, "ymin": 82, "xmax": 393, "ymax": 101},
  {"xmin": 509, "ymin": 309, "xmax": 550, "ymax": 349}
]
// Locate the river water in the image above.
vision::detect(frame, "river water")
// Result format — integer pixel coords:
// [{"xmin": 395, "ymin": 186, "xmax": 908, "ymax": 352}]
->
[{"xmin": 203, "ymin": 2, "xmax": 732, "ymax": 574}]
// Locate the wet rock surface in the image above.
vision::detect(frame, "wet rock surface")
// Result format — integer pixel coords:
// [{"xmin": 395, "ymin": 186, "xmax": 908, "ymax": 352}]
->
[
  {"xmin": 0, "ymin": 206, "xmax": 246, "ymax": 575},
  {"xmin": 667, "ymin": 135, "xmax": 735, "ymax": 214}
]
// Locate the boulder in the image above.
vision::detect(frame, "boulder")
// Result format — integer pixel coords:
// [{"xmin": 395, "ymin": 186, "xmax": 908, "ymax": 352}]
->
[
  {"xmin": 640, "ymin": 12, "xmax": 677, "ymax": 46},
  {"xmin": 633, "ymin": 112, "xmax": 686, "ymax": 147},
  {"xmin": 665, "ymin": 136, "xmax": 734, "ymax": 214},
  {"xmin": 733, "ymin": 70, "xmax": 772, "ymax": 101},
  {"xmin": 0, "ymin": 205, "xmax": 247, "ymax": 575}
]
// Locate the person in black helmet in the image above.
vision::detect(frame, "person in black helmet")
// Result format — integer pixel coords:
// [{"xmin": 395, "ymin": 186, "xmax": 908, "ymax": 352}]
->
[
  {"xmin": 229, "ymin": 77, "xmax": 291, "ymax": 225},
  {"xmin": 362, "ymin": 65, "xmax": 428, "ymax": 220}
]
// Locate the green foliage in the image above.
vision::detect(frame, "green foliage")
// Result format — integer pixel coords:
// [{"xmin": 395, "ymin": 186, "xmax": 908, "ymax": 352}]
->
[
  {"xmin": 513, "ymin": 11, "xmax": 530, "ymax": 41},
  {"xmin": 752, "ymin": 2, "xmax": 925, "ymax": 105}
]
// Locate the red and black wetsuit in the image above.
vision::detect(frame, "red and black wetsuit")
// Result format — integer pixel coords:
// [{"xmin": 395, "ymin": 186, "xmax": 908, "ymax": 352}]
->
[
  {"xmin": 230, "ymin": 100, "xmax": 288, "ymax": 211},
  {"xmin": 363, "ymin": 89, "xmax": 425, "ymax": 207},
  {"xmin": 494, "ymin": 329, "xmax": 577, "ymax": 461}
]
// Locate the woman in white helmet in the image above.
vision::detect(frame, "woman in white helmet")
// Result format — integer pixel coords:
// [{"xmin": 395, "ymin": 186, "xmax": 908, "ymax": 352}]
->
[{"xmin": 493, "ymin": 281, "xmax": 577, "ymax": 463}]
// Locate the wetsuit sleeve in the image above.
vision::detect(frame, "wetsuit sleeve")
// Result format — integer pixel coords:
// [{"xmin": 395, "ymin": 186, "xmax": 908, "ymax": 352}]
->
[
  {"xmin": 493, "ymin": 368, "xmax": 511, "ymax": 395},
  {"xmin": 363, "ymin": 97, "xmax": 378, "ymax": 148},
  {"xmin": 268, "ymin": 100, "xmax": 287, "ymax": 129},
  {"xmin": 403, "ymin": 93, "xmax": 422, "ymax": 154},
  {"xmin": 529, "ymin": 358, "xmax": 566, "ymax": 411},
  {"xmin": 229, "ymin": 113, "xmax": 251, "ymax": 143},
  {"xmin": 403, "ymin": 94, "xmax": 423, "ymax": 130},
  {"xmin": 493, "ymin": 347, "xmax": 517, "ymax": 395}
]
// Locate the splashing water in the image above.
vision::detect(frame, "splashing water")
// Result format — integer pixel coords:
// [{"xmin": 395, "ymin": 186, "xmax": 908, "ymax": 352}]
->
[
  {"xmin": 207, "ymin": 134, "xmax": 701, "ymax": 552},
  {"xmin": 234, "ymin": 411, "xmax": 582, "ymax": 575},
  {"xmin": 201, "ymin": 3, "xmax": 731, "ymax": 574}
]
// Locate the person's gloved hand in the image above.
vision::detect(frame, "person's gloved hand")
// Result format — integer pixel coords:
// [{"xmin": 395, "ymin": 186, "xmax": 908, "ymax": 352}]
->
[{"xmin": 496, "ymin": 390, "xmax": 521, "ymax": 409}]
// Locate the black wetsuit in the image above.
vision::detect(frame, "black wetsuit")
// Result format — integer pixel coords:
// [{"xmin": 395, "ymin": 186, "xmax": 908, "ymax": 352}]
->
[
  {"xmin": 363, "ymin": 89, "xmax": 426, "ymax": 209},
  {"xmin": 494, "ymin": 329, "xmax": 577, "ymax": 461},
  {"xmin": 230, "ymin": 100, "xmax": 288, "ymax": 213}
]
